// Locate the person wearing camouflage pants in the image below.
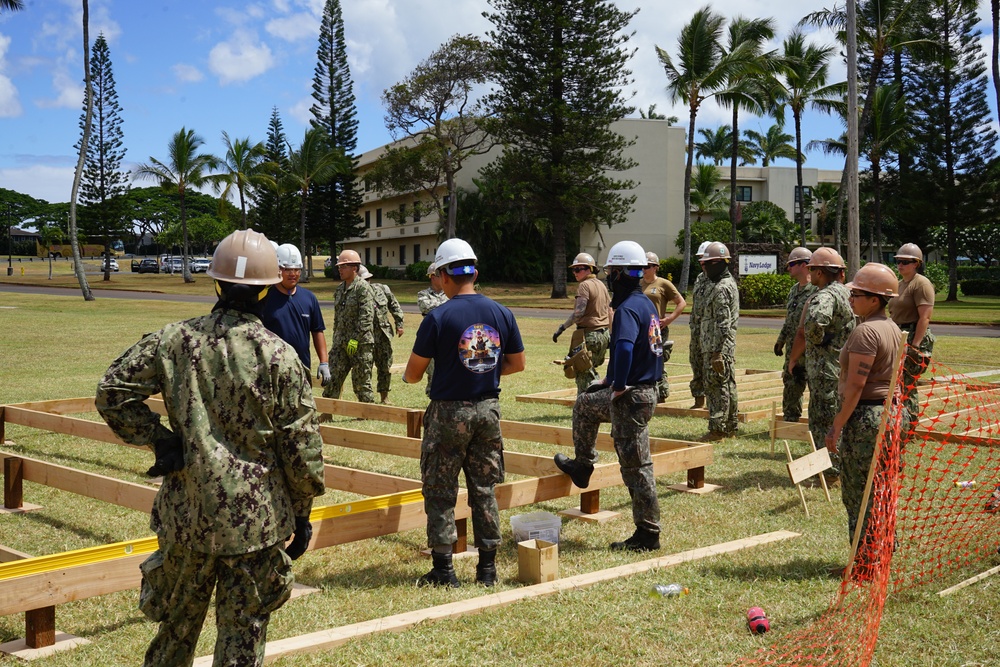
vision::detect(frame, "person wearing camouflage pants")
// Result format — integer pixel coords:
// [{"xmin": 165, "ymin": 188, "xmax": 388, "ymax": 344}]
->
[
  {"xmin": 417, "ymin": 263, "xmax": 449, "ymax": 396},
  {"xmin": 361, "ymin": 266, "xmax": 405, "ymax": 403},
  {"xmin": 790, "ymin": 248, "xmax": 855, "ymax": 478},
  {"xmin": 554, "ymin": 240, "xmax": 663, "ymax": 552},
  {"xmin": 773, "ymin": 248, "xmax": 815, "ymax": 422},
  {"xmin": 552, "ymin": 253, "xmax": 611, "ymax": 394},
  {"xmin": 687, "ymin": 242, "xmax": 713, "ymax": 408},
  {"xmin": 404, "ymin": 238, "xmax": 525, "ymax": 588},
  {"xmin": 888, "ymin": 243, "xmax": 936, "ymax": 427},
  {"xmin": 323, "ymin": 250, "xmax": 376, "ymax": 403},
  {"xmin": 96, "ymin": 230, "xmax": 326, "ymax": 667},
  {"xmin": 698, "ymin": 243, "xmax": 739, "ymax": 440}
]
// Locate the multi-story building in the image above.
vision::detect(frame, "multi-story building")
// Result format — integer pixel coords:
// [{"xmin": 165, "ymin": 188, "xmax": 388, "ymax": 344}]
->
[{"xmin": 347, "ymin": 119, "xmax": 842, "ymax": 268}]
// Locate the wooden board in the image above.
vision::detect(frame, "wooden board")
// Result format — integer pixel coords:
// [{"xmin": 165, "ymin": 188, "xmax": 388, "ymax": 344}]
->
[
  {"xmin": 786, "ymin": 447, "xmax": 833, "ymax": 486},
  {"xmin": 197, "ymin": 530, "xmax": 800, "ymax": 665}
]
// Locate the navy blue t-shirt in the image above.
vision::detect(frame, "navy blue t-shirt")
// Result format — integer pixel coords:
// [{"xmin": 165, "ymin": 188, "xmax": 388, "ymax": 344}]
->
[
  {"xmin": 261, "ymin": 286, "xmax": 326, "ymax": 368},
  {"xmin": 412, "ymin": 293, "xmax": 524, "ymax": 401},
  {"xmin": 607, "ymin": 290, "xmax": 663, "ymax": 389}
]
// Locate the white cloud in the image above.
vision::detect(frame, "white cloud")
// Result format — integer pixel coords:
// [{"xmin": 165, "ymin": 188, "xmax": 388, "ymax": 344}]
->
[
  {"xmin": 266, "ymin": 13, "xmax": 320, "ymax": 42},
  {"xmin": 208, "ymin": 30, "xmax": 275, "ymax": 84},
  {"xmin": 0, "ymin": 164, "xmax": 76, "ymax": 203},
  {"xmin": 0, "ymin": 34, "xmax": 20, "ymax": 117},
  {"xmin": 288, "ymin": 95, "xmax": 314, "ymax": 127},
  {"xmin": 35, "ymin": 67, "xmax": 81, "ymax": 109},
  {"xmin": 172, "ymin": 63, "xmax": 204, "ymax": 83}
]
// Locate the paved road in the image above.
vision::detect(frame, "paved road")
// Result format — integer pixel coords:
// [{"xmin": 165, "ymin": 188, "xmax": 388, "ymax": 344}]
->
[{"xmin": 3, "ymin": 283, "xmax": 999, "ymax": 338}]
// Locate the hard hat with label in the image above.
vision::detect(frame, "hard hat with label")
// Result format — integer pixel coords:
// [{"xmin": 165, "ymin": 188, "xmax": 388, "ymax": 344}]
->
[
  {"xmin": 570, "ymin": 252, "xmax": 597, "ymax": 268},
  {"xmin": 435, "ymin": 238, "xmax": 478, "ymax": 276},
  {"xmin": 807, "ymin": 247, "xmax": 846, "ymax": 268},
  {"xmin": 846, "ymin": 262, "xmax": 899, "ymax": 297},
  {"xmin": 695, "ymin": 241, "xmax": 712, "ymax": 257},
  {"xmin": 894, "ymin": 243, "xmax": 923, "ymax": 263},
  {"xmin": 645, "ymin": 251, "xmax": 660, "ymax": 266},
  {"xmin": 336, "ymin": 249, "xmax": 362, "ymax": 266},
  {"xmin": 787, "ymin": 247, "xmax": 812, "ymax": 264},
  {"xmin": 699, "ymin": 242, "xmax": 731, "ymax": 262},
  {"xmin": 207, "ymin": 229, "xmax": 281, "ymax": 286},
  {"xmin": 276, "ymin": 243, "xmax": 303, "ymax": 269},
  {"xmin": 604, "ymin": 240, "xmax": 646, "ymax": 278}
]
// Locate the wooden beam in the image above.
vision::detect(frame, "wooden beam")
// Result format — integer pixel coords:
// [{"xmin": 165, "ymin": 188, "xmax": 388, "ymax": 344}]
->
[
  {"xmin": 207, "ymin": 530, "xmax": 800, "ymax": 666},
  {"xmin": 25, "ymin": 606, "xmax": 55, "ymax": 649},
  {"xmin": 323, "ymin": 465, "xmax": 421, "ymax": 496},
  {"xmin": 2, "ymin": 407, "xmax": 136, "ymax": 448},
  {"xmin": 6, "ymin": 397, "xmax": 97, "ymax": 415},
  {"xmin": 0, "ymin": 546, "xmax": 32, "ymax": 563},
  {"xmin": 0, "ymin": 452, "xmax": 155, "ymax": 513},
  {"xmin": 3, "ymin": 457, "xmax": 23, "ymax": 509}
]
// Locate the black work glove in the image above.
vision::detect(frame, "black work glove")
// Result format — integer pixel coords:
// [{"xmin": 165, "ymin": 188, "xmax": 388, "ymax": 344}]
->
[
  {"xmin": 146, "ymin": 434, "xmax": 185, "ymax": 478},
  {"xmin": 552, "ymin": 325, "xmax": 565, "ymax": 343},
  {"xmin": 792, "ymin": 365, "xmax": 806, "ymax": 381},
  {"xmin": 584, "ymin": 380, "xmax": 608, "ymax": 394},
  {"xmin": 285, "ymin": 516, "xmax": 312, "ymax": 560},
  {"xmin": 773, "ymin": 341, "xmax": 784, "ymax": 357}
]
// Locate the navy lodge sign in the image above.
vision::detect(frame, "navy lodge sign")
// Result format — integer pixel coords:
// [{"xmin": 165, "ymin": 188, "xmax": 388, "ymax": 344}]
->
[{"xmin": 738, "ymin": 254, "xmax": 778, "ymax": 275}]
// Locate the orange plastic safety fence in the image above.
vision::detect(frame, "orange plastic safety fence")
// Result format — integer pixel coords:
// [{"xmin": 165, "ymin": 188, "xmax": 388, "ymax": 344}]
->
[{"xmin": 738, "ymin": 356, "xmax": 1000, "ymax": 667}]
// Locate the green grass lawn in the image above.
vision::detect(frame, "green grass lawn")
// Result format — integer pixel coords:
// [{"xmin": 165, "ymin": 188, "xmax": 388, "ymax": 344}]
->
[{"xmin": 1, "ymin": 292, "xmax": 999, "ymax": 665}]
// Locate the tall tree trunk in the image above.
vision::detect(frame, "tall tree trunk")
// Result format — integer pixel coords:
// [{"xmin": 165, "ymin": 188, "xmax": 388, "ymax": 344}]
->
[
  {"xmin": 300, "ymin": 189, "xmax": 309, "ymax": 283},
  {"xmin": 794, "ymin": 113, "xmax": 806, "ymax": 247},
  {"xmin": 550, "ymin": 213, "xmax": 567, "ymax": 299},
  {"xmin": 846, "ymin": 0, "xmax": 861, "ymax": 279},
  {"xmin": 993, "ymin": 0, "xmax": 1000, "ymax": 125},
  {"xmin": 181, "ymin": 190, "xmax": 192, "ymax": 282},
  {"xmin": 679, "ymin": 108, "xmax": 697, "ymax": 293},
  {"xmin": 729, "ymin": 106, "xmax": 739, "ymax": 244},
  {"xmin": 70, "ymin": 0, "xmax": 94, "ymax": 301},
  {"xmin": 445, "ymin": 170, "xmax": 458, "ymax": 240}
]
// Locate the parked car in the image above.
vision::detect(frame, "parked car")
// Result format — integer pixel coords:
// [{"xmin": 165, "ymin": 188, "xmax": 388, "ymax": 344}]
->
[
  {"xmin": 135, "ymin": 258, "xmax": 159, "ymax": 274},
  {"xmin": 190, "ymin": 257, "xmax": 211, "ymax": 273},
  {"xmin": 100, "ymin": 257, "xmax": 119, "ymax": 272}
]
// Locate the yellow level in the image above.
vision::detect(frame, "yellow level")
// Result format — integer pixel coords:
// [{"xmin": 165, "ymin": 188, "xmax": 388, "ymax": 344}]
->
[{"xmin": 0, "ymin": 487, "xmax": 424, "ymax": 581}]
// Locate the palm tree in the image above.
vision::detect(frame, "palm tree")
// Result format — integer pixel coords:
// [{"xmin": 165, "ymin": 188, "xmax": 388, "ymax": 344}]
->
[
  {"xmin": 284, "ymin": 128, "xmax": 348, "ymax": 281},
  {"xmin": 689, "ymin": 163, "xmax": 730, "ymax": 222},
  {"xmin": 716, "ymin": 16, "xmax": 776, "ymax": 243},
  {"xmin": 213, "ymin": 131, "xmax": 269, "ymax": 227},
  {"xmin": 773, "ymin": 31, "xmax": 847, "ymax": 246},
  {"xmin": 743, "ymin": 123, "xmax": 800, "ymax": 166},
  {"xmin": 811, "ymin": 181, "xmax": 840, "ymax": 244},
  {"xmin": 68, "ymin": 0, "xmax": 94, "ymax": 300},
  {"xmin": 0, "ymin": 0, "xmax": 24, "ymax": 12},
  {"xmin": 864, "ymin": 83, "xmax": 909, "ymax": 259},
  {"xmin": 657, "ymin": 6, "xmax": 752, "ymax": 291},
  {"xmin": 135, "ymin": 128, "xmax": 219, "ymax": 283},
  {"xmin": 695, "ymin": 126, "xmax": 733, "ymax": 165},
  {"xmin": 639, "ymin": 104, "xmax": 678, "ymax": 124}
]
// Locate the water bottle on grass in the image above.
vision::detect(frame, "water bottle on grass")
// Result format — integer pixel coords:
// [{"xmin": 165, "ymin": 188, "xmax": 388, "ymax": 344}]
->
[{"xmin": 649, "ymin": 583, "xmax": 689, "ymax": 598}]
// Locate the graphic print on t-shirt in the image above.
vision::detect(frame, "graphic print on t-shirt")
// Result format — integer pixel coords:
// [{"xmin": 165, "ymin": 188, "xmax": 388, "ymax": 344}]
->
[
  {"xmin": 459, "ymin": 323, "xmax": 501, "ymax": 373},
  {"xmin": 648, "ymin": 314, "xmax": 663, "ymax": 357}
]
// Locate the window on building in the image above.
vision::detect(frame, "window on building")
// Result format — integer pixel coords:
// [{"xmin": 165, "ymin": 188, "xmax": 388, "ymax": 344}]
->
[
  {"xmin": 413, "ymin": 202, "xmax": 421, "ymax": 222},
  {"xmin": 365, "ymin": 248, "xmax": 370, "ymax": 265},
  {"xmin": 376, "ymin": 246, "xmax": 382, "ymax": 265},
  {"xmin": 376, "ymin": 208, "xmax": 382, "ymax": 228},
  {"xmin": 365, "ymin": 210, "xmax": 371, "ymax": 228},
  {"xmin": 414, "ymin": 244, "xmax": 420, "ymax": 265},
  {"xmin": 794, "ymin": 186, "xmax": 812, "ymax": 202},
  {"xmin": 400, "ymin": 245, "xmax": 406, "ymax": 265},
  {"xmin": 399, "ymin": 203, "xmax": 406, "ymax": 224},
  {"xmin": 735, "ymin": 186, "xmax": 752, "ymax": 202}
]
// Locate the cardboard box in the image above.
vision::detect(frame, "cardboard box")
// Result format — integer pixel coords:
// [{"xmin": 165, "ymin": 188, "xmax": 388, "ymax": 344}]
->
[
  {"xmin": 517, "ymin": 539, "xmax": 558, "ymax": 584},
  {"xmin": 510, "ymin": 511, "xmax": 562, "ymax": 544}
]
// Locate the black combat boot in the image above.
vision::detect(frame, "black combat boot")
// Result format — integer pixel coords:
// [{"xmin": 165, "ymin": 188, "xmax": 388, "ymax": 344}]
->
[
  {"xmin": 476, "ymin": 548, "xmax": 497, "ymax": 587},
  {"xmin": 417, "ymin": 551, "xmax": 460, "ymax": 588},
  {"xmin": 690, "ymin": 396, "xmax": 706, "ymax": 409},
  {"xmin": 610, "ymin": 527, "xmax": 660, "ymax": 552},
  {"xmin": 554, "ymin": 453, "xmax": 593, "ymax": 489}
]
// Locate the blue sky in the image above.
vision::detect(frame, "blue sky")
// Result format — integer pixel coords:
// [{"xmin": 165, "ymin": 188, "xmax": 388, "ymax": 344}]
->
[{"xmin": 0, "ymin": 0, "xmax": 996, "ymax": 204}]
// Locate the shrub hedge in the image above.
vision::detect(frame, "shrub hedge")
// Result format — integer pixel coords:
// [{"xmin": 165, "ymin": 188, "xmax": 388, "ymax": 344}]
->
[
  {"xmin": 959, "ymin": 279, "xmax": 1000, "ymax": 296},
  {"xmin": 738, "ymin": 273, "xmax": 796, "ymax": 308}
]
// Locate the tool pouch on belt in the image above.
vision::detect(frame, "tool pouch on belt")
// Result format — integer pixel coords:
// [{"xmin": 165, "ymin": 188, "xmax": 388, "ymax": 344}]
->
[{"xmin": 563, "ymin": 328, "xmax": 592, "ymax": 379}]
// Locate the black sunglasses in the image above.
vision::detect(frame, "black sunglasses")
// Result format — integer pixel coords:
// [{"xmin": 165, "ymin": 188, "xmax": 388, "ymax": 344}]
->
[
  {"xmin": 896, "ymin": 259, "xmax": 916, "ymax": 266},
  {"xmin": 787, "ymin": 260, "xmax": 806, "ymax": 267},
  {"xmin": 849, "ymin": 290, "xmax": 876, "ymax": 299},
  {"xmin": 571, "ymin": 267, "xmax": 589, "ymax": 273}
]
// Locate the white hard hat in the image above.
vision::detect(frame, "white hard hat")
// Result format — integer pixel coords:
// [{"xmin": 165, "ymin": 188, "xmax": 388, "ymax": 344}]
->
[
  {"xmin": 358, "ymin": 265, "xmax": 372, "ymax": 280},
  {"xmin": 645, "ymin": 251, "xmax": 660, "ymax": 266},
  {"xmin": 695, "ymin": 241, "xmax": 711, "ymax": 257},
  {"xmin": 426, "ymin": 261, "xmax": 437, "ymax": 277},
  {"xmin": 605, "ymin": 240, "xmax": 647, "ymax": 268},
  {"xmin": 435, "ymin": 238, "xmax": 477, "ymax": 276},
  {"xmin": 276, "ymin": 243, "xmax": 303, "ymax": 269}
]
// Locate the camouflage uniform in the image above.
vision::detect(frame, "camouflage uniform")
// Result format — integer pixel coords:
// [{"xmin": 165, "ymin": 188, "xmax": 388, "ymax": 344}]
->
[
  {"xmin": 802, "ymin": 282, "xmax": 855, "ymax": 467},
  {"xmin": 324, "ymin": 278, "xmax": 376, "ymax": 402},
  {"xmin": 416, "ymin": 287, "xmax": 448, "ymax": 396},
  {"xmin": 699, "ymin": 271, "xmax": 740, "ymax": 434},
  {"xmin": 571, "ymin": 385, "xmax": 659, "ymax": 532},
  {"xmin": 688, "ymin": 272, "xmax": 710, "ymax": 398},
  {"xmin": 421, "ymin": 399, "xmax": 505, "ymax": 550},
  {"xmin": 890, "ymin": 273, "xmax": 936, "ymax": 422},
  {"xmin": 371, "ymin": 282, "xmax": 405, "ymax": 396},
  {"xmin": 777, "ymin": 281, "xmax": 816, "ymax": 421},
  {"xmin": 96, "ymin": 308, "xmax": 326, "ymax": 667},
  {"xmin": 575, "ymin": 329, "xmax": 611, "ymax": 393},
  {"xmin": 642, "ymin": 275, "xmax": 680, "ymax": 402},
  {"xmin": 839, "ymin": 404, "xmax": 882, "ymax": 543}
]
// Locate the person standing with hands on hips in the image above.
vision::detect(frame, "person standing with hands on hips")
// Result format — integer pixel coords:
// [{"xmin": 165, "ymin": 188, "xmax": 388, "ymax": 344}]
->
[
  {"xmin": 323, "ymin": 249, "xmax": 376, "ymax": 403},
  {"xmin": 553, "ymin": 252, "xmax": 612, "ymax": 394},
  {"xmin": 641, "ymin": 251, "xmax": 685, "ymax": 402},
  {"xmin": 553, "ymin": 240, "xmax": 663, "ymax": 553},
  {"xmin": 403, "ymin": 238, "xmax": 525, "ymax": 588},
  {"xmin": 261, "ymin": 243, "xmax": 330, "ymax": 386},
  {"xmin": 773, "ymin": 247, "xmax": 815, "ymax": 423},
  {"xmin": 96, "ymin": 230, "xmax": 325, "ymax": 667},
  {"xmin": 888, "ymin": 243, "xmax": 935, "ymax": 423}
]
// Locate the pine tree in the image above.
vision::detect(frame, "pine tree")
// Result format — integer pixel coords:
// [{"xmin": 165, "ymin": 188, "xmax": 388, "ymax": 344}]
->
[
  {"xmin": 901, "ymin": 0, "xmax": 997, "ymax": 300},
  {"xmin": 309, "ymin": 0, "xmax": 363, "ymax": 274},
  {"xmin": 76, "ymin": 33, "xmax": 129, "ymax": 281},
  {"xmin": 484, "ymin": 0, "xmax": 638, "ymax": 299},
  {"xmin": 252, "ymin": 107, "xmax": 297, "ymax": 243}
]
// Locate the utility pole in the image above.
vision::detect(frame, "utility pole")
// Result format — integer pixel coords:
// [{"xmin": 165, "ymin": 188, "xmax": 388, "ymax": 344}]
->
[{"xmin": 5, "ymin": 202, "xmax": 13, "ymax": 276}]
